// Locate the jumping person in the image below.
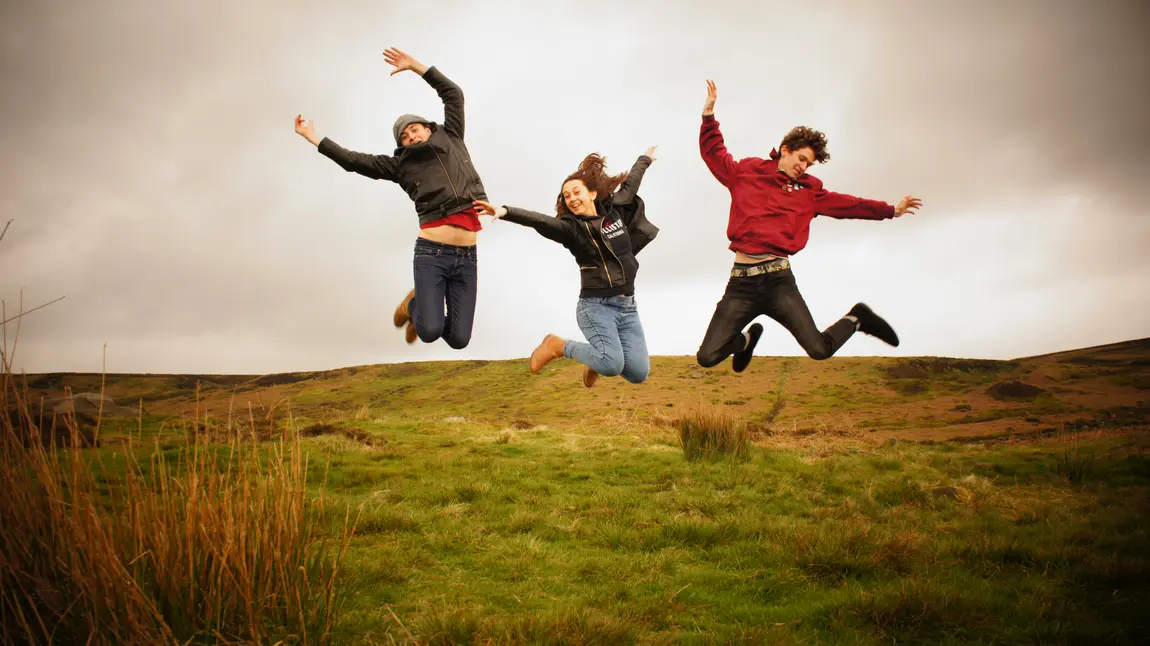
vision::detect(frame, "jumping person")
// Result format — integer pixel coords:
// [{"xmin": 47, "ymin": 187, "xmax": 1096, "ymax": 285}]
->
[
  {"xmin": 695, "ymin": 80, "xmax": 923, "ymax": 372},
  {"xmin": 294, "ymin": 48, "xmax": 486, "ymax": 349},
  {"xmin": 473, "ymin": 150, "xmax": 659, "ymax": 387}
]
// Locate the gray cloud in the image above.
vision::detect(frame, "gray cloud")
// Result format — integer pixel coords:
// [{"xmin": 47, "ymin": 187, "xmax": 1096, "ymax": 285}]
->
[{"xmin": 2, "ymin": 0, "xmax": 1147, "ymax": 373}]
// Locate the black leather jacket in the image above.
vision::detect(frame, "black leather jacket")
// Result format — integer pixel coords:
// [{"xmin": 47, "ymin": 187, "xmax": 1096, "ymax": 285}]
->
[
  {"xmin": 502, "ymin": 155, "xmax": 658, "ymax": 298},
  {"xmin": 316, "ymin": 66, "xmax": 487, "ymax": 225}
]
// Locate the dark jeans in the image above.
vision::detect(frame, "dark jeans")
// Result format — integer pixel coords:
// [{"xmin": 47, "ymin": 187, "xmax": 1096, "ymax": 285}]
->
[
  {"xmin": 696, "ymin": 268, "xmax": 856, "ymax": 367},
  {"xmin": 410, "ymin": 238, "xmax": 478, "ymax": 349}
]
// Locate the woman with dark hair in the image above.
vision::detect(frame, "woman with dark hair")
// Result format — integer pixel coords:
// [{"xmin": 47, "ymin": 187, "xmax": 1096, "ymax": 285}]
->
[{"xmin": 474, "ymin": 149, "xmax": 659, "ymax": 387}]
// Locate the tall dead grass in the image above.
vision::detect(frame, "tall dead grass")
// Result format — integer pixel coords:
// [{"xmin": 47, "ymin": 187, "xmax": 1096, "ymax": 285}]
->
[
  {"xmin": 1, "ymin": 338, "xmax": 358, "ymax": 644},
  {"xmin": 674, "ymin": 406, "xmax": 750, "ymax": 461}
]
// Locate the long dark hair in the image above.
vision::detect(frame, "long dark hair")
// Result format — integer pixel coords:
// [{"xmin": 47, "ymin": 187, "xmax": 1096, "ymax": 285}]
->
[{"xmin": 554, "ymin": 153, "xmax": 628, "ymax": 216}]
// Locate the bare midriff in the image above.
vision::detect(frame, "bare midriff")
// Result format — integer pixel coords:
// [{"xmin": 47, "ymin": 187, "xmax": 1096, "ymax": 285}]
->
[
  {"xmin": 734, "ymin": 251, "xmax": 785, "ymax": 265},
  {"xmin": 418, "ymin": 224, "xmax": 478, "ymax": 246}
]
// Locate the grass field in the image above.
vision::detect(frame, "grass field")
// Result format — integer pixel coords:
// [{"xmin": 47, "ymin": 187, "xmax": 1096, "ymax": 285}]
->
[{"xmin": 3, "ymin": 338, "xmax": 1148, "ymax": 644}]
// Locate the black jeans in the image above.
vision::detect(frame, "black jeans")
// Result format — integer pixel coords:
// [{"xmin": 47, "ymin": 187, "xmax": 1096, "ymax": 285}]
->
[
  {"xmin": 696, "ymin": 268, "xmax": 856, "ymax": 367},
  {"xmin": 410, "ymin": 238, "xmax": 478, "ymax": 349}
]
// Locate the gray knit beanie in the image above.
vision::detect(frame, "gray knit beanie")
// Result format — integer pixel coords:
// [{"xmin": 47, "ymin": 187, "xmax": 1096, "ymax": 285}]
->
[{"xmin": 393, "ymin": 114, "xmax": 430, "ymax": 146}]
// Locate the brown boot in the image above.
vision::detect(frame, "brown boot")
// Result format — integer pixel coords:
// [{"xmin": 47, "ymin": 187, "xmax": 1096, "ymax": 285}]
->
[
  {"xmin": 582, "ymin": 366, "xmax": 599, "ymax": 388},
  {"xmin": 529, "ymin": 334, "xmax": 566, "ymax": 373},
  {"xmin": 393, "ymin": 289, "xmax": 415, "ymax": 328},
  {"xmin": 405, "ymin": 321, "xmax": 418, "ymax": 344}
]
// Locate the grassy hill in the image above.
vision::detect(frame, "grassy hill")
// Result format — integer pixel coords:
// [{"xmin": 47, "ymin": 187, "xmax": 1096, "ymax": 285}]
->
[
  {"xmin": 21, "ymin": 337, "xmax": 1150, "ymax": 442},
  {"xmin": 5, "ymin": 339, "xmax": 1148, "ymax": 644}
]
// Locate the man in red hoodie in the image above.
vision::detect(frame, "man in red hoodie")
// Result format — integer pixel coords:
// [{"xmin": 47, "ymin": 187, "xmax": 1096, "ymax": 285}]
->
[{"xmin": 696, "ymin": 80, "xmax": 922, "ymax": 372}]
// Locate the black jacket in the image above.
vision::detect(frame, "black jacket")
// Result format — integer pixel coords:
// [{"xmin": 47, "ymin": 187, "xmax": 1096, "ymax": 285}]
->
[
  {"xmin": 316, "ymin": 66, "xmax": 487, "ymax": 225},
  {"xmin": 502, "ymin": 155, "xmax": 658, "ymax": 298}
]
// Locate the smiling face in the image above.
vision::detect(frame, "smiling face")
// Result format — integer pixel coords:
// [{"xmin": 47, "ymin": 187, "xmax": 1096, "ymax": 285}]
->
[
  {"xmin": 562, "ymin": 179, "xmax": 598, "ymax": 217},
  {"xmin": 777, "ymin": 126, "xmax": 831, "ymax": 179},
  {"xmin": 400, "ymin": 123, "xmax": 431, "ymax": 147}
]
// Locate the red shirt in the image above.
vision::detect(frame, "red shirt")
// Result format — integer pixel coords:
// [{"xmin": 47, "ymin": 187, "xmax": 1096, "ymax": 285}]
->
[
  {"xmin": 699, "ymin": 115, "xmax": 894, "ymax": 257},
  {"xmin": 420, "ymin": 207, "xmax": 483, "ymax": 232}
]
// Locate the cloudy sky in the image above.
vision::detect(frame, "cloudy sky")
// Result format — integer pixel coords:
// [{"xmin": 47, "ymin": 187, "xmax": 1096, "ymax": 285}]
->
[{"xmin": 1, "ymin": 0, "xmax": 1147, "ymax": 374}]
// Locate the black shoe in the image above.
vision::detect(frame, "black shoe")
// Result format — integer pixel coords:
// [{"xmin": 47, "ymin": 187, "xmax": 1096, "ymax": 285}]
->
[
  {"xmin": 732, "ymin": 323, "xmax": 763, "ymax": 373},
  {"xmin": 848, "ymin": 303, "xmax": 899, "ymax": 347}
]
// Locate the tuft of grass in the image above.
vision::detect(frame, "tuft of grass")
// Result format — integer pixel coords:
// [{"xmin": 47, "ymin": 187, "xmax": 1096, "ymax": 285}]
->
[
  {"xmin": 357, "ymin": 505, "xmax": 419, "ymax": 534},
  {"xmin": 832, "ymin": 578, "xmax": 991, "ymax": 643},
  {"xmin": 1055, "ymin": 440, "xmax": 1098, "ymax": 487},
  {"xmin": 0, "ymin": 342, "xmax": 357, "ymax": 645},
  {"xmin": 674, "ymin": 406, "xmax": 750, "ymax": 462}
]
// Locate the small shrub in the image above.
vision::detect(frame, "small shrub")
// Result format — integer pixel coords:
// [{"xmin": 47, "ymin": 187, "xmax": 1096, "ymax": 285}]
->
[
  {"xmin": 986, "ymin": 380, "xmax": 1046, "ymax": 401},
  {"xmin": 1056, "ymin": 443, "xmax": 1098, "ymax": 487},
  {"xmin": 674, "ymin": 406, "xmax": 749, "ymax": 462}
]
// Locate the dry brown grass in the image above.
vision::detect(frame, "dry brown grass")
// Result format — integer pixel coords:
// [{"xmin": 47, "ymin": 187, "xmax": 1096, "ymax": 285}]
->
[
  {"xmin": 750, "ymin": 414, "xmax": 871, "ymax": 460},
  {"xmin": 1, "ymin": 339, "xmax": 358, "ymax": 644},
  {"xmin": 673, "ymin": 405, "xmax": 750, "ymax": 461}
]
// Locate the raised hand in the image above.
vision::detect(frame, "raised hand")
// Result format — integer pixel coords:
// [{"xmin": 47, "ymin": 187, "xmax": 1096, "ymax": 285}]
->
[
  {"xmin": 895, "ymin": 195, "xmax": 923, "ymax": 217},
  {"xmin": 383, "ymin": 47, "xmax": 428, "ymax": 76},
  {"xmin": 473, "ymin": 200, "xmax": 506, "ymax": 219},
  {"xmin": 644, "ymin": 146, "xmax": 658, "ymax": 162},
  {"xmin": 294, "ymin": 114, "xmax": 320, "ymax": 146},
  {"xmin": 703, "ymin": 80, "xmax": 718, "ymax": 116}
]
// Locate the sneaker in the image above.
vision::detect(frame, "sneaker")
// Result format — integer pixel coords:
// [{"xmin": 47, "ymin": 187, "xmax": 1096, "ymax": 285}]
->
[
  {"xmin": 848, "ymin": 303, "xmax": 899, "ymax": 347},
  {"xmin": 732, "ymin": 323, "xmax": 763, "ymax": 373}
]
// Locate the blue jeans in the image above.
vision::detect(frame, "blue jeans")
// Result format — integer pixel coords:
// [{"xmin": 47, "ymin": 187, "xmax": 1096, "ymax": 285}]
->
[
  {"xmin": 410, "ymin": 238, "xmax": 478, "ymax": 349},
  {"xmin": 564, "ymin": 295, "xmax": 650, "ymax": 383}
]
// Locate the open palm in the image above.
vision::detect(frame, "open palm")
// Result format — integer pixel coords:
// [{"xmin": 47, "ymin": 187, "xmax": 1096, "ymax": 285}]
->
[
  {"xmin": 383, "ymin": 47, "xmax": 417, "ymax": 75},
  {"xmin": 895, "ymin": 195, "xmax": 923, "ymax": 217},
  {"xmin": 703, "ymin": 80, "xmax": 718, "ymax": 115}
]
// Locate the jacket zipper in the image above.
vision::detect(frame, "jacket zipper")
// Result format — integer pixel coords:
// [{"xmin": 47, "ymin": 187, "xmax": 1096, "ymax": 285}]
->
[
  {"xmin": 602, "ymin": 223, "xmax": 627, "ymax": 285},
  {"xmin": 582, "ymin": 220, "xmax": 614, "ymax": 288},
  {"xmin": 431, "ymin": 147, "xmax": 461, "ymax": 207}
]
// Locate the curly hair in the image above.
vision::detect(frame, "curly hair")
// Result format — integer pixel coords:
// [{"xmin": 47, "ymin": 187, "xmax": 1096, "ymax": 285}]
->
[
  {"xmin": 780, "ymin": 126, "xmax": 831, "ymax": 164},
  {"xmin": 555, "ymin": 153, "xmax": 628, "ymax": 215}
]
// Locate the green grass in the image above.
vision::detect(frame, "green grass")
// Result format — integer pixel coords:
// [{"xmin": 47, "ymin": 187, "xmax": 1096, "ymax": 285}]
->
[
  {"xmin": 236, "ymin": 418, "xmax": 1150, "ymax": 645},
  {"xmin": 15, "ymin": 343, "xmax": 1150, "ymax": 644}
]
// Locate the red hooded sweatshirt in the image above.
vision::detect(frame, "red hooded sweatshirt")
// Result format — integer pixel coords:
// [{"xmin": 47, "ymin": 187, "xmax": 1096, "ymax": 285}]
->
[{"xmin": 700, "ymin": 114, "xmax": 895, "ymax": 257}]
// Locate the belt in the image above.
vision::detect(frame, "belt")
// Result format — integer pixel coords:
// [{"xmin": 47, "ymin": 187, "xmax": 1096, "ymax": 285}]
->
[{"xmin": 731, "ymin": 258, "xmax": 790, "ymax": 278}]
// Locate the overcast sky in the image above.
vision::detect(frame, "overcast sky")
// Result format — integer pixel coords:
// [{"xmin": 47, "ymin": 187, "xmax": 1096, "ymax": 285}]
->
[{"xmin": 2, "ymin": 0, "xmax": 1148, "ymax": 374}]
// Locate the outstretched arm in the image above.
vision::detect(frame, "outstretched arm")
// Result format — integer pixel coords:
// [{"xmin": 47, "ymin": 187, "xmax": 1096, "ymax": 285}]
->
[
  {"xmin": 814, "ymin": 189, "xmax": 922, "ymax": 221},
  {"xmin": 612, "ymin": 147, "xmax": 656, "ymax": 205},
  {"xmin": 474, "ymin": 200, "xmax": 574, "ymax": 246},
  {"xmin": 296, "ymin": 114, "xmax": 398, "ymax": 181},
  {"xmin": 699, "ymin": 80, "xmax": 737, "ymax": 187},
  {"xmin": 384, "ymin": 47, "xmax": 464, "ymax": 139}
]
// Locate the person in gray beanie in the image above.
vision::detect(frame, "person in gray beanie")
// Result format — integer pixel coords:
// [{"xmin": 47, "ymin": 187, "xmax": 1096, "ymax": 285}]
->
[{"xmin": 295, "ymin": 47, "xmax": 488, "ymax": 350}]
